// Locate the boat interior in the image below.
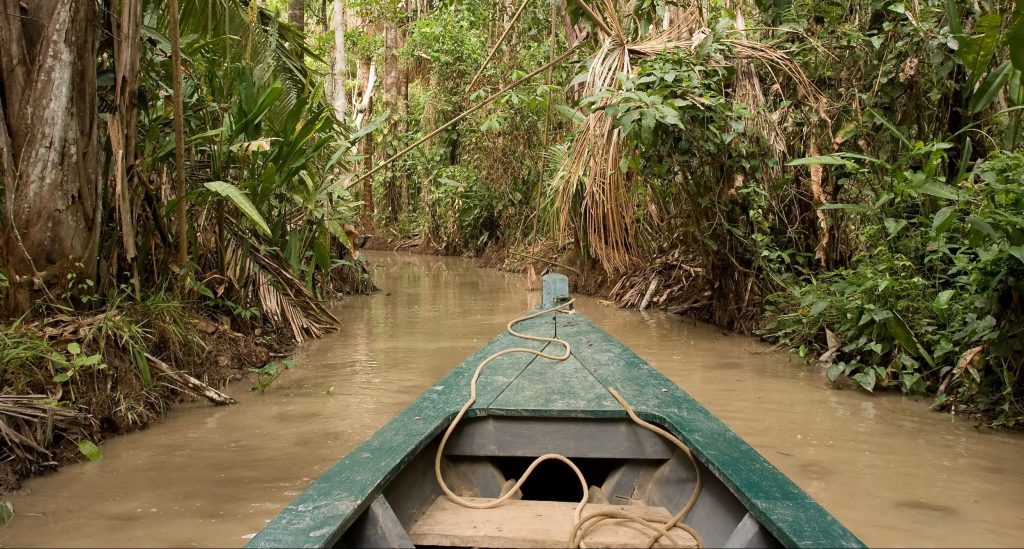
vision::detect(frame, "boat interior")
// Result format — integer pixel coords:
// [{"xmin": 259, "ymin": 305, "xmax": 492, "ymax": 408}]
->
[{"xmin": 338, "ymin": 416, "xmax": 783, "ymax": 548}]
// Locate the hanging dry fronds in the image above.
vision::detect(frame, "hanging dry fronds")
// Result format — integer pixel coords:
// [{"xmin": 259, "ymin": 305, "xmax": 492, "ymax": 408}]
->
[
  {"xmin": 551, "ymin": 1, "xmax": 827, "ymax": 274},
  {"xmin": 224, "ymin": 238, "xmax": 339, "ymax": 343}
]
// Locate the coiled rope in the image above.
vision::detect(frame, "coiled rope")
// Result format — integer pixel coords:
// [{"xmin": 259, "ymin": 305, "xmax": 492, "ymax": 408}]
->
[{"xmin": 433, "ymin": 300, "xmax": 703, "ymax": 548}]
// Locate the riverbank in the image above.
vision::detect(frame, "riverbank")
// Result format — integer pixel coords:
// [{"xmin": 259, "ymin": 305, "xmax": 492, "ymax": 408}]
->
[
  {"xmin": 1, "ymin": 253, "xmax": 1021, "ymax": 548},
  {"xmin": 0, "ymin": 261, "xmax": 376, "ymax": 497},
  {"xmin": 0, "ymin": 299, "xmax": 290, "ymax": 496}
]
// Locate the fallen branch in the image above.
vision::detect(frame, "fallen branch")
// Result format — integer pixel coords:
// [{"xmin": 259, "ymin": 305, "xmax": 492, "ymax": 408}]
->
[
  {"xmin": 510, "ymin": 250, "xmax": 582, "ymax": 274},
  {"xmin": 146, "ymin": 353, "xmax": 236, "ymax": 406},
  {"xmin": 639, "ymin": 277, "xmax": 660, "ymax": 310}
]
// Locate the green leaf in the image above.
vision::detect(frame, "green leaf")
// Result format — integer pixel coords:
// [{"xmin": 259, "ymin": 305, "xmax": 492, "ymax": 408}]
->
[
  {"xmin": 1010, "ymin": 12, "xmax": 1024, "ymax": 71},
  {"xmin": 884, "ymin": 217, "xmax": 908, "ymax": 238},
  {"xmin": 826, "ymin": 363, "xmax": 844, "ymax": 382},
  {"xmin": 868, "ymin": 108, "xmax": 911, "ymax": 147},
  {"xmin": 934, "ymin": 289, "xmax": 955, "ymax": 310},
  {"xmin": 787, "ymin": 155, "xmax": 855, "ymax": 167},
  {"xmin": 204, "ymin": 181, "xmax": 271, "ymax": 237},
  {"xmin": 77, "ymin": 354, "xmax": 102, "ymax": 366},
  {"xmin": 818, "ymin": 203, "xmax": 871, "ymax": 213},
  {"xmin": 810, "ymin": 299, "xmax": 829, "ymax": 316},
  {"xmin": 969, "ymin": 61, "xmax": 1013, "ymax": 114},
  {"xmin": 901, "ymin": 373, "xmax": 925, "ymax": 395},
  {"xmin": 314, "ymin": 239, "xmax": 331, "ymax": 272},
  {"xmin": 885, "ymin": 313, "xmax": 935, "ymax": 368},
  {"xmin": 554, "ymin": 104, "xmax": 586, "ymax": 124},
  {"xmin": 349, "ymin": 110, "xmax": 389, "ymax": 143},
  {"xmin": 78, "ymin": 439, "xmax": 102, "ymax": 461},
  {"xmin": 968, "ymin": 215, "xmax": 998, "ymax": 243},
  {"xmin": 233, "ymin": 83, "xmax": 284, "ymax": 136},
  {"xmin": 194, "ymin": 283, "xmax": 215, "ymax": 299},
  {"xmin": 53, "ymin": 372, "xmax": 71, "ymax": 383},
  {"xmin": 1008, "ymin": 245, "xmax": 1024, "ymax": 265},
  {"xmin": 944, "ymin": 0, "xmax": 962, "ymax": 37},
  {"xmin": 853, "ymin": 369, "xmax": 877, "ymax": 392},
  {"xmin": 67, "ymin": 342, "xmax": 81, "ymax": 355},
  {"xmin": 916, "ymin": 181, "xmax": 959, "ymax": 200},
  {"xmin": 132, "ymin": 348, "xmax": 152, "ymax": 388},
  {"xmin": 932, "ymin": 206, "xmax": 956, "ymax": 236},
  {"xmin": 959, "ymin": 13, "xmax": 1003, "ymax": 85}
]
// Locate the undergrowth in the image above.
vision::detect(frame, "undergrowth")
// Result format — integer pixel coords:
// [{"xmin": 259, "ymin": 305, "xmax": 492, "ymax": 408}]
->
[{"xmin": 763, "ymin": 151, "xmax": 1024, "ymax": 427}]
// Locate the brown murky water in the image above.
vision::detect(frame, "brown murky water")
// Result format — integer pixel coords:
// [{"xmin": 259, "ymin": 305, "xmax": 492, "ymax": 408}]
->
[{"xmin": 2, "ymin": 253, "xmax": 1022, "ymax": 547}]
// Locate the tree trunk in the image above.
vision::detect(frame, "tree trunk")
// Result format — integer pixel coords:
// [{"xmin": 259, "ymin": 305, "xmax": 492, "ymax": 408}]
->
[
  {"xmin": 168, "ymin": 0, "xmax": 189, "ymax": 267},
  {"xmin": 331, "ymin": 0, "xmax": 347, "ymax": 120},
  {"xmin": 289, "ymin": 0, "xmax": 305, "ymax": 32},
  {"xmin": 383, "ymin": 18, "xmax": 402, "ymax": 222},
  {"xmin": 354, "ymin": 53, "xmax": 375, "ymax": 227},
  {"xmin": 289, "ymin": 0, "xmax": 305, "ymax": 62},
  {"xmin": 360, "ymin": 133, "xmax": 375, "ymax": 228},
  {"xmin": 398, "ymin": 2, "xmax": 410, "ymax": 214},
  {"xmin": 0, "ymin": 0, "xmax": 101, "ymax": 314}
]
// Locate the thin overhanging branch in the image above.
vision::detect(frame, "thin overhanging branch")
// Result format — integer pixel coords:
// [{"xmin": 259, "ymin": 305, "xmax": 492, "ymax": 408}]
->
[
  {"xmin": 466, "ymin": 0, "xmax": 533, "ymax": 92},
  {"xmin": 347, "ymin": 43, "xmax": 583, "ymax": 188}
]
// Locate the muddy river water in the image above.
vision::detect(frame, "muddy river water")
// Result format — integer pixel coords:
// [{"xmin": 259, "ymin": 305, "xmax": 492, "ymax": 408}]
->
[{"xmin": 2, "ymin": 253, "xmax": 1023, "ymax": 547}]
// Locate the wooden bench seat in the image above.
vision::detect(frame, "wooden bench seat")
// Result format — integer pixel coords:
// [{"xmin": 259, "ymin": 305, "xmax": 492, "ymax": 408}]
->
[{"xmin": 409, "ymin": 496, "xmax": 698, "ymax": 548}]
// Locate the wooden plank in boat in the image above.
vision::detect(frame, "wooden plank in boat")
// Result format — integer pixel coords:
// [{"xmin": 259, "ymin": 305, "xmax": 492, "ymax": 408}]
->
[
  {"xmin": 409, "ymin": 496, "xmax": 698, "ymax": 548},
  {"xmin": 443, "ymin": 417, "xmax": 674, "ymax": 459}
]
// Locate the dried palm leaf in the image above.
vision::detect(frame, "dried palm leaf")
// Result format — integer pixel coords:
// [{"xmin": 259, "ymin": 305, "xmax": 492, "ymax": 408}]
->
[
  {"xmin": 551, "ymin": 0, "xmax": 827, "ymax": 274},
  {"xmin": 223, "ymin": 236, "xmax": 339, "ymax": 343},
  {"xmin": 0, "ymin": 395, "xmax": 97, "ymax": 474}
]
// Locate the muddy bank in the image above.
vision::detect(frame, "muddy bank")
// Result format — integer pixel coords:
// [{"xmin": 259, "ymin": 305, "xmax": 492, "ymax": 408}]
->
[{"xmin": 0, "ymin": 308, "xmax": 285, "ymax": 496}]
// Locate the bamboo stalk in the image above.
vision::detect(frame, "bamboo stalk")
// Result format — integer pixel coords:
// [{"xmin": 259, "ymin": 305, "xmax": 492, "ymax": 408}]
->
[
  {"xmin": 348, "ymin": 44, "xmax": 582, "ymax": 189},
  {"xmin": 466, "ymin": 0, "xmax": 533, "ymax": 92}
]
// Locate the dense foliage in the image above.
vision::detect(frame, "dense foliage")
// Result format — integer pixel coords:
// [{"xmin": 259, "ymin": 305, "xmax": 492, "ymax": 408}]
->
[
  {"xmin": 347, "ymin": 0, "xmax": 1023, "ymax": 424},
  {"xmin": 1, "ymin": 0, "xmax": 1022, "ymax": 493}
]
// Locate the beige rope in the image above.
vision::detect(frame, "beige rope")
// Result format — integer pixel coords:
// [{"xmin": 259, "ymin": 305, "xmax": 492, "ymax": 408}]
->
[
  {"xmin": 570, "ymin": 388, "xmax": 705, "ymax": 548},
  {"xmin": 433, "ymin": 300, "xmax": 704, "ymax": 548}
]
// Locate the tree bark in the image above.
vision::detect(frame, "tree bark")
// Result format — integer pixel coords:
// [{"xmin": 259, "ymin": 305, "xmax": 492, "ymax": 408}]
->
[
  {"xmin": 330, "ymin": 0, "xmax": 347, "ymax": 120},
  {"xmin": 289, "ymin": 0, "xmax": 305, "ymax": 32},
  {"xmin": 354, "ymin": 54, "xmax": 375, "ymax": 227},
  {"xmin": 110, "ymin": 0, "xmax": 143, "ymax": 294},
  {"xmin": 0, "ymin": 0, "xmax": 101, "ymax": 314},
  {"xmin": 360, "ymin": 133, "xmax": 375, "ymax": 228},
  {"xmin": 398, "ymin": 2, "xmax": 410, "ymax": 214},
  {"xmin": 383, "ymin": 18, "xmax": 402, "ymax": 221},
  {"xmin": 289, "ymin": 0, "xmax": 305, "ymax": 62}
]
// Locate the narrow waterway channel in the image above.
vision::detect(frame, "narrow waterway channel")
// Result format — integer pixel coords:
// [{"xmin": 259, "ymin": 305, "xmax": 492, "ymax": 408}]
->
[{"xmin": 2, "ymin": 252, "xmax": 1022, "ymax": 547}]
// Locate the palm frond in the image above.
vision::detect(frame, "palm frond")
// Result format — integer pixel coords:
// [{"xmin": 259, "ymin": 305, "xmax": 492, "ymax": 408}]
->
[
  {"xmin": 224, "ymin": 238, "xmax": 338, "ymax": 343},
  {"xmin": 551, "ymin": 1, "xmax": 827, "ymax": 274},
  {"xmin": 157, "ymin": 0, "xmax": 323, "ymax": 94}
]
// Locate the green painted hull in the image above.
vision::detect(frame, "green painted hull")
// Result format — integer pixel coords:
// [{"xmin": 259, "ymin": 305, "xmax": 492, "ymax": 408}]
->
[{"xmin": 248, "ymin": 277, "xmax": 864, "ymax": 549}]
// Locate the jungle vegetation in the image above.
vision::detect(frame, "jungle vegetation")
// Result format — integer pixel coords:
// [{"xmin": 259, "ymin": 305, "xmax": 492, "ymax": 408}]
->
[{"xmin": 0, "ymin": 0, "xmax": 1021, "ymax": 490}]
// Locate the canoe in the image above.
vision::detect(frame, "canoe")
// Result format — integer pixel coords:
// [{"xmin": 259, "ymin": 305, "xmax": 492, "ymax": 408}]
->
[{"xmin": 247, "ymin": 274, "xmax": 864, "ymax": 549}]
